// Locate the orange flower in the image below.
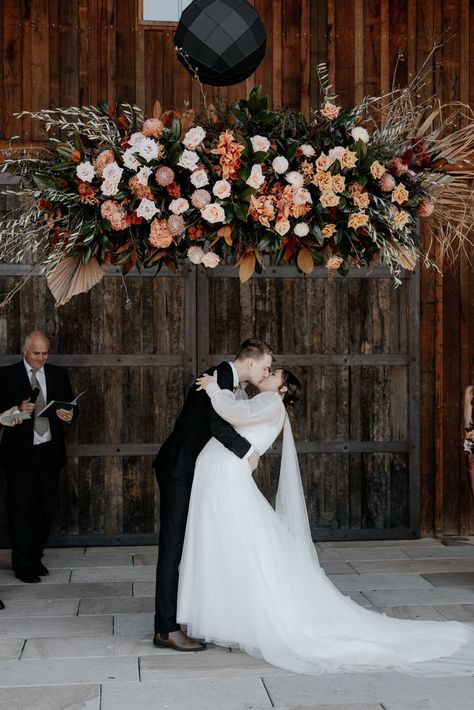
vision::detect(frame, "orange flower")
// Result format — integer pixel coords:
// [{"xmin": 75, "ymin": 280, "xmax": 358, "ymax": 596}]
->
[
  {"xmin": 211, "ymin": 130, "xmax": 245, "ymax": 181},
  {"xmin": 348, "ymin": 212, "xmax": 369, "ymax": 230},
  {"xmin": 78, "ymin": 182, "xmax": 99, "ymax": 205},
  {"xmin": 128, "ymin": 176, "xmax": 154, "ymax": 200},
  {"xmin": 248, "ymin": 194, "xmax": 276, "ymax": 228},
  {"xmin": 166, "ymin": 182, "xmax": 181, "ymax": 199}
]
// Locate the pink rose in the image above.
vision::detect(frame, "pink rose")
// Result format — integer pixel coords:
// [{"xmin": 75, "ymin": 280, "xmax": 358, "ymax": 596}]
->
[
  {"xmin": 190, "ymin": 169, "xmax": 209, "ymax": 188},
  {"xmin": 212, "ymin": 180, "xmax": 232, "ymax": 199},
  {"xmin": 182, "ymin": 126, "xmax": 206, "ymax": 150}
]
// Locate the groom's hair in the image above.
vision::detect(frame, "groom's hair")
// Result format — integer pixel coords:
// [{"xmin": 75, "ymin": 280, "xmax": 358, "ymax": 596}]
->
[{"xmin": 236, "ymin": 338, "xmax": 273, "ymax": 361}]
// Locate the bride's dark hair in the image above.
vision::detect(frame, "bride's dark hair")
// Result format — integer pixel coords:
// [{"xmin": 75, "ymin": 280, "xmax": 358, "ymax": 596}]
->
[{"xmin": 281, "ymin": 369, "xmax": 302, "ymax": 410}]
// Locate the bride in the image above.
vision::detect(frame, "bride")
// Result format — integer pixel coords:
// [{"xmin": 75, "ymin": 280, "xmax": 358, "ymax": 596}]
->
[{"xmin": 177, "ymin": 368, "xmax": 474, "ymax": 675}]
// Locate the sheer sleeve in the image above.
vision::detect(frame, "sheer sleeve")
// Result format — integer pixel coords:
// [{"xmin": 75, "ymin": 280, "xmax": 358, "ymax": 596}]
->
[{"xmin": 206, "ymin": 382, "xmax": 284, "ymax": 428}]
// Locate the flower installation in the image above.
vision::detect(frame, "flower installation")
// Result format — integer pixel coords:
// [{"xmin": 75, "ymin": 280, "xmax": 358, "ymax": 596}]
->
[{"xmin": 0, "ymin": 63, "xmax": 473, "ymax": 304}]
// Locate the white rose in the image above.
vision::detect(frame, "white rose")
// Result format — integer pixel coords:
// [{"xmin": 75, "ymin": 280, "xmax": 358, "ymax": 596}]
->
[
  {"xmin": 136, "ymin": 166, "xmax": 152, "ymax": 185},
  {"xmin": 272, "ymin": 156, "xmax": 289, "ymax": 174},
  {"xmin": 136, "ymin": 198, "xmax": 159, "ymax": 220},
  {"xmin": 138, "ymin": 138, "xmax": 159, "ymax": 162},
  {"xmin": 122, "ymin": 148, "xmax": 140, "ymax": 171},
  {"xmin": 351, "ymin": 126, "xmax": 370, "ymax": 143},
  {"xmin": 201, "ymin": 203, "xmax": 226, "ymax": 224},
  {"xmin": 293, "ymin": 187, "xmax": 312, "ymax": 205},
  {"xmin": 299, "ymin": 144, "xmax": 316, "ymax": 157},
  {"xmin": 169, "ymin": 198, "xmax": 189, "ymax": 215},
  {"xmin": 294, "ymin": 222, "xmax": 310, "ymax": 237},
  {"xmin": 182, "ymin": 126, "xmax": 206, "ymax": 150},
  {"xmin": 250, "ymin": 135, "xmax": 270, "ymax": 153},
  {"xmin": 201, "ymin": 252, "xmax": 220, "ymax": 268},
  {"xmin": 100, "ymin": 180, "xmax": 120, "ymax": 196},
  {"xmin": 102, "ymin": 162, "xmax": 123, "ymax": 183},
  {"xmin": 275, "ymin": 219, "xmax": 290, "ymax": 236},
  {"xmin": 190, "ymin": 169, "xmax": 209, "ymax": 188},
  {"xmin": 187, "ymin": 246, "xmax": 205, "ymax": 264},
  {"xmin": 285, "ymin": 171, "xmax": 304, "ymax": 187},
  {"xmin": 177, "ymin": 149, "xmax": 200, "ymax": 171},
  {"xmin": 246, "ymin": 164, "xmax": 265, "ymax": 189},
  {"xmin": 328, "ymin": 146, "xmax": 346, "ymax": 164},
  {"xmin": 212, "ymin": 180, "xmax": 231, "ymax": 199},
  {"xmin": 76, "ymin": 161, "xmax": 95, "ymax": 182},
  {"xmin": 129, "ymin": 132, "xmax": 146, "ymax": 147}
]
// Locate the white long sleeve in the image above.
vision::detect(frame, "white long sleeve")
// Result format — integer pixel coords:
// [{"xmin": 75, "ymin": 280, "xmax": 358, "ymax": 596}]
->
[{"xmin": 206, "ymin": 382, "xmax": 284, "ymax": 428}]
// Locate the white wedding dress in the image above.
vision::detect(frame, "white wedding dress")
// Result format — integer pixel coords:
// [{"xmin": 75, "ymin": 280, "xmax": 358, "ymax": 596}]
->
[{"xmin": 177, "ymin": 383, "xmax": 474, "ymax": 675}]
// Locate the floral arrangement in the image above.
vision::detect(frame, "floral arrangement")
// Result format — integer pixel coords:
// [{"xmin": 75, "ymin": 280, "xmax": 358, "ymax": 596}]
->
[{"xmin": 1, "ymin": 62, "xmax": 473, "ymax": 305}]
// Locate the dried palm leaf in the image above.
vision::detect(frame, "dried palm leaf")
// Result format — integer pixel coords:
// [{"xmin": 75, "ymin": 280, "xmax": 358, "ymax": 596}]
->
[{"xmin": 46, "ymin": 255, "xmax": 106, "ymax": 306}]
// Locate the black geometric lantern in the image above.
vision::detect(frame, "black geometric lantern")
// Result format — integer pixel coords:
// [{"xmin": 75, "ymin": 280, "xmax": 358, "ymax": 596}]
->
[{"xmin": 174, "ymin": 0, "xmax": 267, "ymax": 87}]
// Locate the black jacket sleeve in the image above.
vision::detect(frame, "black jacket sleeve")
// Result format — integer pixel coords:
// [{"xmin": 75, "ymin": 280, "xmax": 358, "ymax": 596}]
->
[{"xmin": 208, "ymin": 364, "xmax": 252, "ymax": 459}]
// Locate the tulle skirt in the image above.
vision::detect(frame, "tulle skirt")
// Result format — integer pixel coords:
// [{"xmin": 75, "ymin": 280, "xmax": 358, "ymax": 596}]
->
[{"xmin": 177, "ymin": 439, "xmax": 474, "ymax": 675}]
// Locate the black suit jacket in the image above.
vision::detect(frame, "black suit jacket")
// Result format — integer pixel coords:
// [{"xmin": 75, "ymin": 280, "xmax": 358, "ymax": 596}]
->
[
  {"xmin": 153, "ymin": 361, "xmax": 251, "ymax": 483},
  {"xmin": 0, "ymin": 361, "xmax": 76, "ymax": 470}
]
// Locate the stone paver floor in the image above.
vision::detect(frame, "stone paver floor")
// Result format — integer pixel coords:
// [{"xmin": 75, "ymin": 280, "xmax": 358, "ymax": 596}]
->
[{"xmin": 0, "ymin": 538, "xmax": 473, "ymax": 709}]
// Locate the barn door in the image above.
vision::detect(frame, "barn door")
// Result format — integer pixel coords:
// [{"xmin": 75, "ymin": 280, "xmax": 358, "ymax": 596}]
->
[
  {"xmin": 196, "ymin": 264, "xmax": 420, "ymax": 541},
  {"xmin": 0, "ymin": 264, "xmax": 197, "ymax": 545}
]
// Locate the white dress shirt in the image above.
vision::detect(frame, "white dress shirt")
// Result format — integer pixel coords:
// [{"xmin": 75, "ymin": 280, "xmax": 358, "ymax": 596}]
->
[{"xmin": 23, "ymin": 359, "xmax": 52, "ymax": 444}]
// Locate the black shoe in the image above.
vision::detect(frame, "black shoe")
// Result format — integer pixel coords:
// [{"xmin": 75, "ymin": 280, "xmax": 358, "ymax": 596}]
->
[
  {"xmin": 0, "ymin": 600, "xmax": 4, "ymax": 610},
  {"xmin": 36, "ymin": 563, "xmax": 49, "ymax": 576},
  {"xmin": 14, "ymin": 570, "xmax": 41, "ymax": 583}
]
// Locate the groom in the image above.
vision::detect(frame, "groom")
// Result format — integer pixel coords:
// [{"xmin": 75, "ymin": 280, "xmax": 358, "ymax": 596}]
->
[{"xmin": 153, "ymin": 338, "xmax": 273, "ymax": 651}]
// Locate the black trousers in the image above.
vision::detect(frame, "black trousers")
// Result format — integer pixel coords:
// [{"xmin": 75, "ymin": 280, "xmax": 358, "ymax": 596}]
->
[
  {"xmin": 6, "ymin": 442, "xmax": 59, "ymax": 572},
  {"xmin": 154, "ymin": 472, "xmax": 193, "ymax": 633}
]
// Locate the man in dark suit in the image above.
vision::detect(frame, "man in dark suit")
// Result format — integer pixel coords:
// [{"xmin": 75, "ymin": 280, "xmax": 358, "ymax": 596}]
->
[
  {"xmin": 0, "ymin": 330, "xmax": 78, "ymax": 583},
  {"xmin": 153, "ymin": 338, "xmax": 273, "ymax": 652}
]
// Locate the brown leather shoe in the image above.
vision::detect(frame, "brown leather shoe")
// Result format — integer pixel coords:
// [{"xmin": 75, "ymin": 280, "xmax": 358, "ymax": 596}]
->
[{"xmin": 153, "ymin": 630, "xmax": 206, "ymax": 652}]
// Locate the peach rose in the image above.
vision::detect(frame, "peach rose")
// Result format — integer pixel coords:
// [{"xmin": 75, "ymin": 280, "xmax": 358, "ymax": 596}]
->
[
  {"xmin": 320, "ymin": 191, "xmax": 340, "ymax": 208},
  {"xmin": 315, "ymin": 152, "xmax": 332, "ymax": 171},
  {"xmin": 313, "ymin": 171, "xmax": 333, "ymax": 191},
  {"xmin": 293, "ymin": 187, "xmax": 312, "ymax": 205},
  {"xmin": 331, "ymin": 175, "xmax": 346, "ymax": 193},
  {"xmin": 321, "ymin": 102, "xmax": 341, "ymax": 120},
  {"xmin": 326, "ymin": 255, "xmax": 343, "ymax": 269},
  {"xmin": 348, "ymin": 212, "xmax": 369, "ymax": 230},
  {"xmin": 391, "ymin": 183, "xmax": 410, "ymax": 205},
  {"xmin": 391, "ymin": 209, "xmax": 410, "ymax": 228},
  {"xmin": 322, "ymin": 223, "xmax": 337, "ymax": 238},
  {"xmin": 352, "ymin": 191, "xmax": 370, "ymax": 209},
  {"xmin": 370, "ymin": 160, "xmax": 386, "ymax": 179},
  {"xmin": 340, "ymin": 150, "xmax": 358, "ymax": 169}
]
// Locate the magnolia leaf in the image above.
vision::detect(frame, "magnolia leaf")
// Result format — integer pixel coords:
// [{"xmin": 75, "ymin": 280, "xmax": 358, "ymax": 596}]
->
[
  {"xmin": 297, "ymin": 247, "xmax": 314, "ymax": 274},
  {"xmin": 236, "ymin": 252, "xmax": 256, "ymax": 283},
  {"xmin": 153, "ymin": 100, "xmax": 162, "ymax": 119},
  {"xmin": 217, "ymin": 225, "xmax": 233, "ymax": 246}
]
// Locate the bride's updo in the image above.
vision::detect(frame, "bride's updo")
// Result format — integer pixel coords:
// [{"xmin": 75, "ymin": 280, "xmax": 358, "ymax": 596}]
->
[{"xmin": 281, "ymin": 369, "xmax": 302, "ymax": 410}]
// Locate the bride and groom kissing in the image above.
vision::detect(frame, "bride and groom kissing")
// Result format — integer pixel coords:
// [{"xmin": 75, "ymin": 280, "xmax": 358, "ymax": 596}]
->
[{"xmin": 152, "ymin": 338, "xmax": 474, "ymax": 675}]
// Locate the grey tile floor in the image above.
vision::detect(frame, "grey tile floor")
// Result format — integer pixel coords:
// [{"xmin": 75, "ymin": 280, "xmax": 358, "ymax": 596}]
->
[{"xmin": 0, "ymin": 538, "xmax": 473, "ymax": 710}]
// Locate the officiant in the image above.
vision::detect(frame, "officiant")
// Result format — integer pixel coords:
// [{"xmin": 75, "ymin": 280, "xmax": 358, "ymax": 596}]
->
[{"xmin": 0, "ymin": 330, "xmax": 78, "ymax": 583}]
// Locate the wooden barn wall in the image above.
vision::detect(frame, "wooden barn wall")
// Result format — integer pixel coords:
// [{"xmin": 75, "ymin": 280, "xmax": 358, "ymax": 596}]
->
[{"xmin": 1, "ymin": 0, "xmax": 474, "ymax": 536}]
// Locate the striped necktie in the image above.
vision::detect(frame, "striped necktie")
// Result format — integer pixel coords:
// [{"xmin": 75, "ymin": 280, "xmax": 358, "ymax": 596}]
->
[{"xmin": 31, "ymin": 369, "xmax": 49, "ymax": 436}]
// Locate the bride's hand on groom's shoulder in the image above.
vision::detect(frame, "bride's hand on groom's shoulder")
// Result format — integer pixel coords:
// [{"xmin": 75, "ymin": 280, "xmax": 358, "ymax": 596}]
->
[{"xmin": 195, "ymin": 370, "xmax": 218, "ymax": 391}]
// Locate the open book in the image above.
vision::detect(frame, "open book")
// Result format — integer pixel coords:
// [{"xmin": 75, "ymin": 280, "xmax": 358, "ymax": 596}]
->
[
  {"xmin": 0, "ymin": 410, "xmax": 31, "ymax": 425},
  {"xmin": 37, "ymin": 390, "xmax": 86, "ymax": 417}
]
